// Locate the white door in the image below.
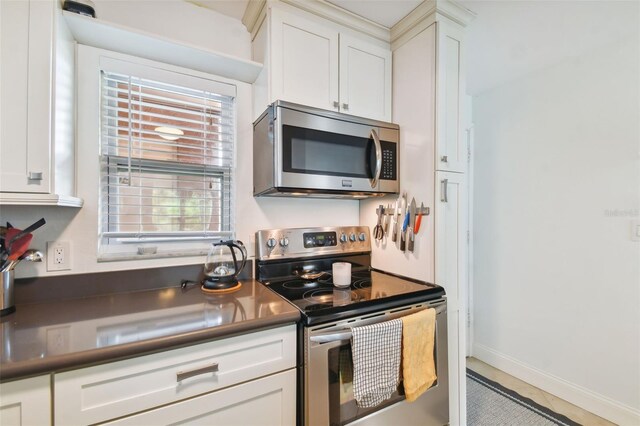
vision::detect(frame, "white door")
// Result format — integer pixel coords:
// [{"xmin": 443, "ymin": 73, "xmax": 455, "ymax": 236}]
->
[
  {"xmin": 435, "ymin": 20, "xmax": 465, "ymax": 173},
  {"xmin": 0, "ymin": 0, "xmax": 53, "ymax": 193},
  {"xmin": 339, "ymin": 34, "xmax": 391, "ymax": 121},
  {"xmin": 270, "ymin": 9, "xmax": 339, "ymax": 112},
  {"xmin": 0, "ymin": 376, "xmax": 51, "ymax": 426},
  {"xmin": 435, "ymin": 171, "xmax": 467, "ymax": 426}
]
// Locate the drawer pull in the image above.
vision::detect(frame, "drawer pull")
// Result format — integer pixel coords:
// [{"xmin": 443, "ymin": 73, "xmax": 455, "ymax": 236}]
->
[{"xmin": 176, "ymin": 363, "xmax": 219, "ymax": 382}]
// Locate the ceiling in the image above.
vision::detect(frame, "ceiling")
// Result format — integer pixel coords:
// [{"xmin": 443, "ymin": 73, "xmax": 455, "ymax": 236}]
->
[
  {"xmin": 325, "ymin": 0, "xmax": 423, "ymax": 28},
  {"xmin": 187, "ymin": 0, "xmax": 639, "ymax": 96},
  {"xmin": 188, "ymin": 0, "xmax": 423, "ymax": 27},
  {"xmin": 187, "ymin": 0, "xmax": 249, "ymax": 20}
]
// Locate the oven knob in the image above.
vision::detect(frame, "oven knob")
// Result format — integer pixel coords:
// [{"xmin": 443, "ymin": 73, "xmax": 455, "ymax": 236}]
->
[
  {"xmin": 339, "ymin": 233, "xmax": 347, "ymax": 243},
  {"xmin": 266, "ymin": 238, "xmax": 277, "ymax": 248},
  {"xmin": 358, "ymin": 232, "xmax": 366, "ymax": 241},
  {"xmin": 349, "ymin": 233, "xmax": 356, "ymax": 242},
  {"xmin": 279, "ymin": 237, "xmax": 289, "ymax": 247}
]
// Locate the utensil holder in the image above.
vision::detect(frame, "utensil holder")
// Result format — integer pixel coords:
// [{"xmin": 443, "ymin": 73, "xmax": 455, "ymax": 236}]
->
[{"xmin": 1, "ymin": 269, "xmax": 15, "ymax": 317}]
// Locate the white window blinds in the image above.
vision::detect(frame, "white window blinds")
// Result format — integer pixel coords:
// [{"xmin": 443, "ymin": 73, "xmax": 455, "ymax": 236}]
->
[{"xmin": 99, "ymin": 66, "xmax": 235, "ymax": 258}]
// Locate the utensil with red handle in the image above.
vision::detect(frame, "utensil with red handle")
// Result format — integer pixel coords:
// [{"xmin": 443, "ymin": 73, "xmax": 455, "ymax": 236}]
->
[
  {"xmin": 414, "ymin": 202, "xmax": 424, "ymax": 234},
  {"xmin": 7, "ymin": 233, "xmax": 33, "ymax": 261},
  {"xmin": 6, "ymin": 218, "xmax": 45, "ymax": 249}
]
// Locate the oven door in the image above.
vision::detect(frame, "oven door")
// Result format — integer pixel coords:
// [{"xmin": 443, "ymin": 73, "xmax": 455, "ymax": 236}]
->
[
  {"xmin": 276, "ymin": 107, "xmax": 398, "ymax": 194},
  {"xmin": 305, "ymin": 299, "xmax": 448, "ymax": 426}
]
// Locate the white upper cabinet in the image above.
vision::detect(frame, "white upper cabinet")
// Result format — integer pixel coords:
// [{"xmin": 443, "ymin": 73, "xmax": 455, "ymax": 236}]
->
[
  {"xmin": 252, "ymin": 5, "xmax": 392, "ymax": 122},
  {"xmin": 0, "ymin": 0, "xmax": 81, "ymax": 206},
  {"xmin": 1, "ymin": 0, "xmax": 53, "ymax": 194},
  {"xmin": 271, "ymin": 9, "xmax": 339, "ymax": 112},
  {"xmin": 435, "ymin": 20, "xmax": 466, "ymax": 173},
  {"xmin": 339, "ymin": 34, "xmax": 392, "ymax": 121}
]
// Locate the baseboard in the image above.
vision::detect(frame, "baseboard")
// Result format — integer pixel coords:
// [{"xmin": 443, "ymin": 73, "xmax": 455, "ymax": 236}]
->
[{"xmin": 473, "ymin": 343, "xmax": 640, "ymax": 426}]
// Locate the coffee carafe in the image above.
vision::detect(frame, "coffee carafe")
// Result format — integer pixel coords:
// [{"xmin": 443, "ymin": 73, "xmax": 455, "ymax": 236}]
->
[{"xmin": 203, "ymin": 240, "xmax": 247, "ymax": 290}]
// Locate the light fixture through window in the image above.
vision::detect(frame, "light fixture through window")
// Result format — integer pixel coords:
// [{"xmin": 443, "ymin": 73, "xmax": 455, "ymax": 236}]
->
[{"xmin": 154, "ymin": 126, "xmax": 184, "ymax": 141}]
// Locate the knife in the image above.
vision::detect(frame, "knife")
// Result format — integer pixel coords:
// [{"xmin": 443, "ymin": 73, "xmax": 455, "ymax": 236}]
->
[
  {"xmin": 392, "ymin": 194, "xmax": 402, "ymax": 242},
  {"xmin": 383, "ymin": 203, "xmax": 391, "ymax": 236},
  {"xmin": 399, "ymin": 193, "xmax": 408, "ymax": 251},
  {"xmin": 407, "ymin": 198, "xmax": 417, "ymax": 252}
]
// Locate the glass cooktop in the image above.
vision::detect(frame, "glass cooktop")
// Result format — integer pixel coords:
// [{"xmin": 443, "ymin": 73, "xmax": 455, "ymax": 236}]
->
[{"xmin": 264, "ymin": 269, "xmax": 445, "ymax": 325}]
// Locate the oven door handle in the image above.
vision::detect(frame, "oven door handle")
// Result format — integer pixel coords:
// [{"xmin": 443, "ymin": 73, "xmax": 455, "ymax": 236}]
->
[
  {"xmin": 310, "ymin": 302, "xmax": 447, "ymax": 344},
  {"xmin": 310, "ymin": 330, "xmax": 352, "ymax": 343}
]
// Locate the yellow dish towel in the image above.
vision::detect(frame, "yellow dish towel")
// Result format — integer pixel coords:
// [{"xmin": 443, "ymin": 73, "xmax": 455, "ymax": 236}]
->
[{"xmin": 401, "ymin": 308, "xmax": 437, "ymax": 402}]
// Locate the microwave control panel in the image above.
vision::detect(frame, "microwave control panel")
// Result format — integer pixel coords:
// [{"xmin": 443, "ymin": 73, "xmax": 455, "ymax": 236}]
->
[{"xmin": 381, "ymin": 141, "xmax": 397, "ymax": 181}]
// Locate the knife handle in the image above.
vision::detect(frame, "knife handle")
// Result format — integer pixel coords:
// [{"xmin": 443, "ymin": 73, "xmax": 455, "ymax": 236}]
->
[
  {"xmin": 400, "ymin": 230, "xmax": 406, "ymax": 251},
  {"xmin": 408, "ymin": 228, "xmax": 414, "ymax": 252},
  {"xmin": 402, "ymin": 211, "xmax": 410, "ymax": 232},
  {"xmin": 391, "ymin": 219, "xmax": 398, "ymax": 242}
]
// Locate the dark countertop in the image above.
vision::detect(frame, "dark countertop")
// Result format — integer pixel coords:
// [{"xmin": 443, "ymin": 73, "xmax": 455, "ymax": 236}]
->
[{"xmin": 0, "ymin": 278, "xmax": 299, "ymax": 382}]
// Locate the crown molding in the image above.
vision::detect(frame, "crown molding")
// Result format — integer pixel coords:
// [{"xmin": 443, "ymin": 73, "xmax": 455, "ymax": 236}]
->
[
  {"xmin": 242, "ymin": 0, "xmax": 267, "ymax": 35},
  {"xmin": 242, "ymin": 0, "xmax": 390, "ymax": 43},
  {"xmin": 391, "ymin": 0, "xmax": 476, "ymax": 47}
]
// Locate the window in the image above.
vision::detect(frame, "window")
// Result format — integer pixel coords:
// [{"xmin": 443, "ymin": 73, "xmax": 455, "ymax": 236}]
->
[{"xmin": 98, "ymin": 58, "xmax": 235, "ymax": 260}]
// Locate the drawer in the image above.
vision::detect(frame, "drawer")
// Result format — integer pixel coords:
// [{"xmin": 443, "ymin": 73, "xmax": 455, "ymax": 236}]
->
[
  {"xmin": 102, "ymin": 369, "xmax": 296, "ymax": 425},
  {"xmin": 54, "ymin": 325, "xmax": 296, "ymax": 425}
]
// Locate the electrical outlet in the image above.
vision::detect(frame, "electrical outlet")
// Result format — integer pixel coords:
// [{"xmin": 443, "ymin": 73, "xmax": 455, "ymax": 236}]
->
[
  {"xmin": 46, "ymin": 326, "xmax": 70, "ymax": 355},
  {"xmin": 47, "ymin": 241, "xmax": 71, "ymax": 271}
]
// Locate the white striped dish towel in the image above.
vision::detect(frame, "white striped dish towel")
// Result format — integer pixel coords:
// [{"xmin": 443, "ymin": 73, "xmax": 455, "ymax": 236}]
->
[{"xmin": 351, "ymin": 319, "xmax": 403, "ymax": 408}]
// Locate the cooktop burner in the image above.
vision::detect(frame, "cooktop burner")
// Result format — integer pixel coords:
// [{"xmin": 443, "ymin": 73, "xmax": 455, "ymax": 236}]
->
[{"xmin": 282, "ymin": 279, "xmax": 320, "ymax": 289}]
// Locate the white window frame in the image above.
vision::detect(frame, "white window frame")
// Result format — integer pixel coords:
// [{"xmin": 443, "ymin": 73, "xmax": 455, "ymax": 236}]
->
[{"xmin": 77, "ymin": 46, "xmax": 238, "ymax": 261}]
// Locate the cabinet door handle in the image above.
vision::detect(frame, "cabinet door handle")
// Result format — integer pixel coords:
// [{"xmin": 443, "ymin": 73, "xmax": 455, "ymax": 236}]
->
[
  {"xmin": 342, "ymin": 103, "xmax": 349, "ymax": 111},
  {"xmin": 440, "ymin": 155, "xmax": 448, "ymax": 163},
  {"xmin": 28, "ymin": 172, "xmax": 43, "ymax": 181},
  {"xmin": 333, "ymin": 101, "xmax": 340, "ymax": 109},
  {"xmin": 441, "ymin": 179, "xmax": 448, "ymax": 203},
  {"xmin": 176, "ymin": 363, "xmax": 219, "ymax": 382}
]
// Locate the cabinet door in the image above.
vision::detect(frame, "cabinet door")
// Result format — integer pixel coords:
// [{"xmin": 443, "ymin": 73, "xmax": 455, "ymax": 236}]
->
[
  {"xmin": 435, "ymin": 171, "xmax": 467, "ymax": 426},
  {"xmin": 103, "ymin": 369, "xmax": 297, "ymax": 426},
  {"xmin": 0, "ymin": 0, "xmax": 53, "ymax": 193},
  {"xmin": 435, "ymin": 20, "xmax": 466, "ymax": 173},
  {"xmin": 339, "ymin": 34, "xmax": 392, "ymax": 121},
  {"xmin": 0, "ymin": 375, "xmax": 51, "ymax": 426},
  {"xmin": 270, "ymin": 8, "xmax": 339, "ymax": 112}
]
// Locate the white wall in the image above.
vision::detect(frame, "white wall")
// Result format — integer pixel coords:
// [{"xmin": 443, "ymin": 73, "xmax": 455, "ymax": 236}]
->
[
  {"xmin": 360, "ymin": 24, "xmax": 436, "ymax": 283},
  {"xmin": 0, "ymin": 1, "xmax": 359, "ymax": 278},
  {"xmin": 472, "ymin": 15, "xmax": 640, "ymax": 426}
]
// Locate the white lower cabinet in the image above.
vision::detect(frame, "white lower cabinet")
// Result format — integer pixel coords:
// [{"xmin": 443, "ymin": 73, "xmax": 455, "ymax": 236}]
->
[
  {"xmin": 0, "ymin": 375, "xmax": 51, "ymax": 426},
  {"xmin": 54, "ymin": 325, "xmax": 296, "ymax": 425},
  {"xmin": 103, "ymin": 369, "xmax": 296, "ymax": 426}
]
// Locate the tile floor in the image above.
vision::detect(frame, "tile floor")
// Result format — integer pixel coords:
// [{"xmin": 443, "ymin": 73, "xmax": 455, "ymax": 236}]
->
[{"xmin": 466, "ymin": 357, "xmax": 616, "ymax": 426}]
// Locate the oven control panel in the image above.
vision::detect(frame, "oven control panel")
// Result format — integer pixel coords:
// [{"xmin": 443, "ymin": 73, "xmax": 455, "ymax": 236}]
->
[
  {"xmin": 256, "ymin": 226, "xmax": 370, "ymax": 260},
  {"xmin": 303, "ymin": 232, "xmax": 337, "ymax": 248}
]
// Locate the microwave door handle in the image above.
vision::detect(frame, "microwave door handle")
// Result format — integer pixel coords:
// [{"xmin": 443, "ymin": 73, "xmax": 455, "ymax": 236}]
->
[{"xmin": 370, "ymin": 129, "xmax": 382, "ymax": 188}]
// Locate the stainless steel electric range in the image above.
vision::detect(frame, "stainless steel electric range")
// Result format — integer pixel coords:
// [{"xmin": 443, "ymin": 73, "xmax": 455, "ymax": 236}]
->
[{"xmin": 255, "ymin": 226, "xmax": 449, "ymax": 426}]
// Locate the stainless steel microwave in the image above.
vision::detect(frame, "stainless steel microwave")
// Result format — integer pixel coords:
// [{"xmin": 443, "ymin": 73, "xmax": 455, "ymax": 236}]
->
[{"xmin": 253, "ymin": 101, "xmax": 399, "ymax": 198}]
